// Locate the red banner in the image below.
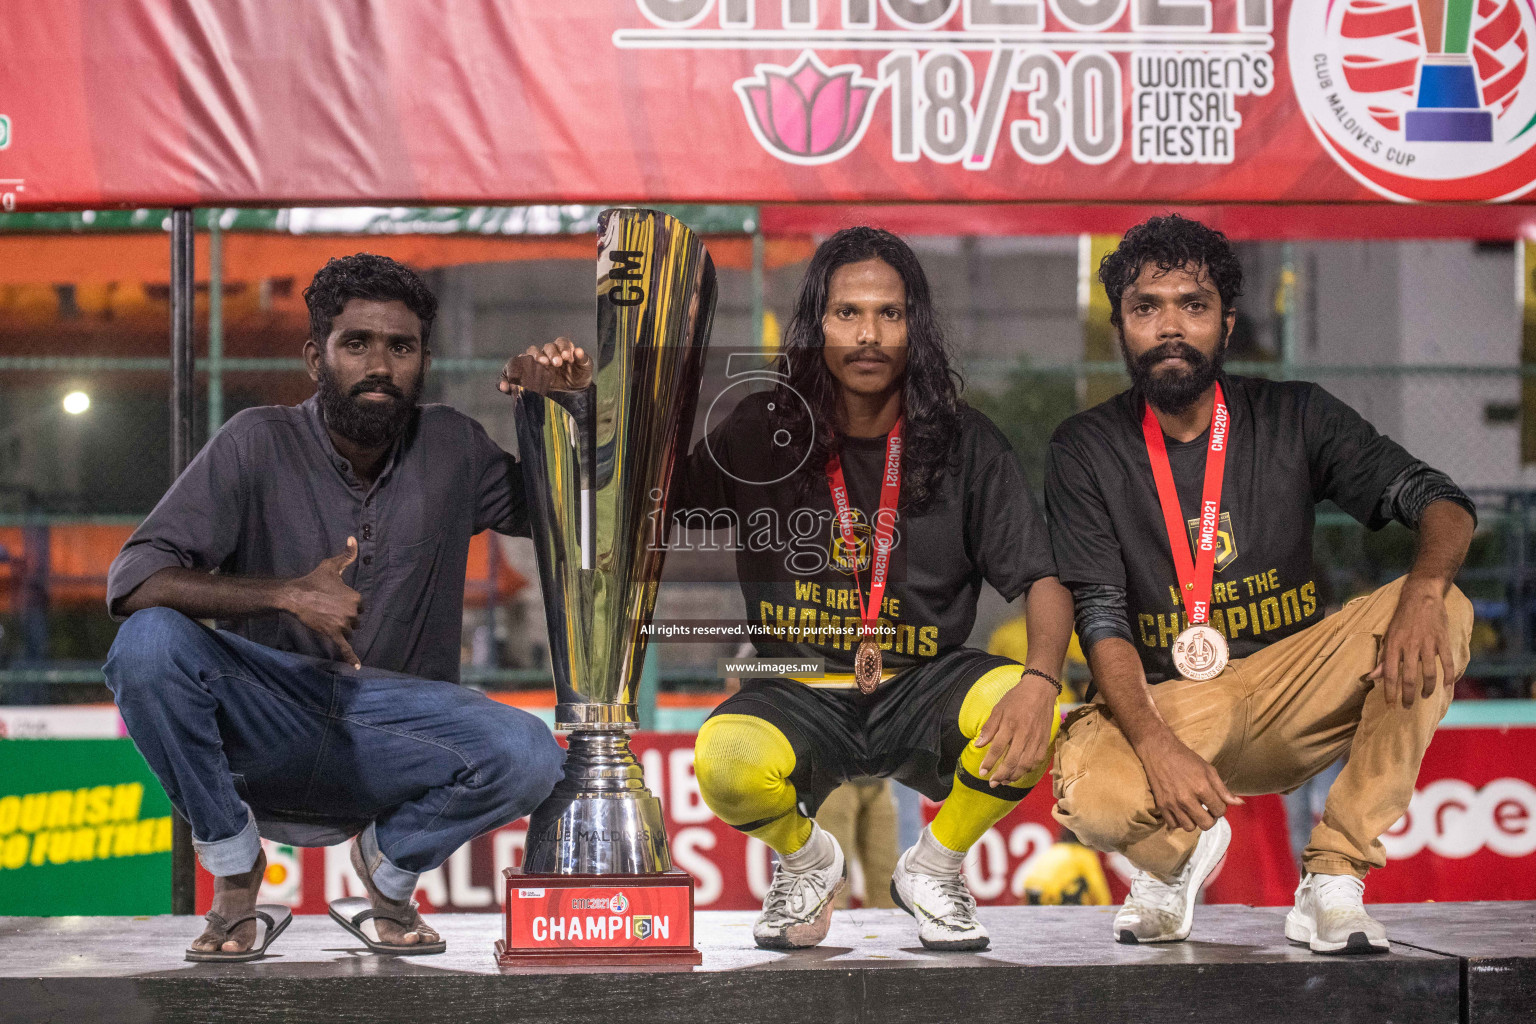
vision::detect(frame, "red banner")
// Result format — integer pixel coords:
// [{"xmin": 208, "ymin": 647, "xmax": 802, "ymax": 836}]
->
[
  {"xmin": 201, "ymin": 724, "xmax": 1536, "ymax": 915},
  {"xmin": 1371, "ymin": 724, "xmax": 1536, "ymax": 901},
  {"xmin": 5, "ymin": 0, "xmax": 1536, "ymax": 210}
]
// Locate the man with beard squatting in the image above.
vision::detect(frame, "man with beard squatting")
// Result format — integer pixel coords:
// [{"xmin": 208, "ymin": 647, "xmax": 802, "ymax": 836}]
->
[
  {"xmin": 1046, "ymin": 216, "xmax": 1475, "ymax": 953},
  {"xmin": 103, "ymin": 254, "xmax": 566, "ymax": 961}
]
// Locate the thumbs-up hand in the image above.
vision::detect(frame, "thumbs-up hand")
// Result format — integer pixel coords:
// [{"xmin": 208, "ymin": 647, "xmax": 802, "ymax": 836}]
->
[{"xmin": 284, "ymin": 537, "xmax": 364, "ymax": 669}]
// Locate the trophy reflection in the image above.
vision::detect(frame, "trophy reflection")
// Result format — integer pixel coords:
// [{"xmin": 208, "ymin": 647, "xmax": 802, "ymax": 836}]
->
[
  {"xmin": 496, "ymin": 209, "xmax": 716, "ymax": 966},
  {"xmin": 1405, "ymin": 0, "xmax": 1494, "ymax": 141}
]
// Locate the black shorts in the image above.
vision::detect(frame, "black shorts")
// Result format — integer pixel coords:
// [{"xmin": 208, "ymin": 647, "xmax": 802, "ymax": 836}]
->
[{"xmin": 707, "ymin": 647, "xmax": 1016, "ymax": 817}]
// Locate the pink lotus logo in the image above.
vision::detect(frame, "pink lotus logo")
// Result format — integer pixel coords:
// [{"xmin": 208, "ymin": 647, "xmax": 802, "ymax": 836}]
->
[{"xmin": 734, "ymin": 51, "xmax": 881, "ymax": 166}]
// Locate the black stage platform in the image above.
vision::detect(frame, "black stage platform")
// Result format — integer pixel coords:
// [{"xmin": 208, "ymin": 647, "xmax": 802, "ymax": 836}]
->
[{"xmin": 3, "ymin": 903, "xmax": 1532, "ymax": 1024}]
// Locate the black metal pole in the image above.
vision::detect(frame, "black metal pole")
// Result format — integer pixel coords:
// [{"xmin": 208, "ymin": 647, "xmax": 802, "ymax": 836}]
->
[{"xmin": 169, "ymin": 207, "xmax": 197, "ymax": 915}]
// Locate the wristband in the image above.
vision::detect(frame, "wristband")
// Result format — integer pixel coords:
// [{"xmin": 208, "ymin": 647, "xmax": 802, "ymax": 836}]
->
[{"xmin": 1020, "ymin": 667, "xmax": 1063, "ymax": 696}]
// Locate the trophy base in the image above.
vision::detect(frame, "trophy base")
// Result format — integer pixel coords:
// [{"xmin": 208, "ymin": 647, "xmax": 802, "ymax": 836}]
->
[
  {"xmin": 1405, "ymin": 107, "xmax": 1493, "ymax": 143},
  {"xmin": 497, "ymin": 867, "xmax": 701, "ymax": 967},
  {"xmin": 1407, "ymin": 60, "xmax": 1494, "ymax": 143}
]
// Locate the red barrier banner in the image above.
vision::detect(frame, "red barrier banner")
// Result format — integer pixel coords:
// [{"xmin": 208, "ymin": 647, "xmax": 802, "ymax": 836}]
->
[
  {"xmin": 4, "ymin": 0, "xmax": 1536, "ymax": 210},
  {"xmin": 201, "ymin": 724, "xmax": 1536, "ymax": 915},
  {"xmin": 1372, "ymin": 724, "xmax": 1536, "ymax": 901}
]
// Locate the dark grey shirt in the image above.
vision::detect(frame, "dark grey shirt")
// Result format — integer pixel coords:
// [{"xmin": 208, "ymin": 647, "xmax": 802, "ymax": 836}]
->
[{"xmin": 107, "ymin": 395, "xmax": 528, "ymax": 683}]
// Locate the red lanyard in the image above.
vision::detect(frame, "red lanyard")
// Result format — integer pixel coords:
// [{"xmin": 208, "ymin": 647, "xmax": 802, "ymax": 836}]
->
[
  {"xmin": 1141, "ymin": 384, "xmax": 1229, "ymax": 627},
  {"xmin": 827, "ymin": 418, "xmax": 903, "ymax": 641}
]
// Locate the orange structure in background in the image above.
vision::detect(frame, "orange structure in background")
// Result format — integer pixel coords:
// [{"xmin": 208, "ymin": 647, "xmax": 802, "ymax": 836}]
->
[
  {"xmin": 0, "ymin": 526, "xmax": 523, "ymax": 613},
  {"xmin": 0, "ymin": 232, "xmax": 813, "ymax": 290}
]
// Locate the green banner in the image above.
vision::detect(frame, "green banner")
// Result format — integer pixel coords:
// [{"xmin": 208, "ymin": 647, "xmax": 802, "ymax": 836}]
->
[{"xmin": 0, "ymin": 739, "xmax": 171, "ymax": 915}]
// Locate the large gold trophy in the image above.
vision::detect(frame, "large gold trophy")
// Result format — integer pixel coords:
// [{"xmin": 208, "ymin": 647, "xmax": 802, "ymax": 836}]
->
[{"xmin": 497, "ymin": 209, "xmax": 716, "ymax": 966}]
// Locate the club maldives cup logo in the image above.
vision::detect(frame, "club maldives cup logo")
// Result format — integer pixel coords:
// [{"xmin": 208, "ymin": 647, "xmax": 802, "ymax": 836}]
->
[{"xmin": 1290, "ymin": 0, "xmax": 1536, "ymax": 200}]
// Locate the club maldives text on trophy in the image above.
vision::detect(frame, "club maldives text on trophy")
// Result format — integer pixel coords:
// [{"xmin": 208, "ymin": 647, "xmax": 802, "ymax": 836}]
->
[{"xmin": 496, "ymin": 209, "xmax": 717, "ymax": 966}]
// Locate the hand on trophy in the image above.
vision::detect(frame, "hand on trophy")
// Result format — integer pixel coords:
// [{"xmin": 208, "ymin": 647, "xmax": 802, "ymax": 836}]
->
[{"xmin": 498, "ymin": 337, "xmax": 593, "ymax": 395}]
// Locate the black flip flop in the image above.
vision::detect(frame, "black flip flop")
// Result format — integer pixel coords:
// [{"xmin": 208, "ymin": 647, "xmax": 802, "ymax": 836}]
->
[
  {"xmin": 185, "ymin": 905, "xmax": 293, "ymax": 963},
  {"xmin": 328, "ymin": 897, "xmax": 447, "ymax": 955}
]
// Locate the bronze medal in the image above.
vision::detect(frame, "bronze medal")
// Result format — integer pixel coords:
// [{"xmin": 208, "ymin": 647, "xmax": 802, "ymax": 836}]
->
[
  {"xmin": 854, "ymin": 638, "xmax": 882, "ymax": 694},
  {"xmin": 828, "ymin": 418, "xmax": 903, "ymax": 696}
]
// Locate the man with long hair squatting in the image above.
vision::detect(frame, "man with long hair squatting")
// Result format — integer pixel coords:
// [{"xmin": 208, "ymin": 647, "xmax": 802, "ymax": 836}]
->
[
  {"xmin": 1046, "ymin": 215, "xmax": 1475, "ymax": 953},
  {"xmin": 517, "ymin": 226, "xmax": 1073, "ymax": 951}
]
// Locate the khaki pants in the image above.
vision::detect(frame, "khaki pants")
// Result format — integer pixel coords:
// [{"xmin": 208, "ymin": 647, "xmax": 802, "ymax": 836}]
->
[
  {"xmin": 817, "ymin": 778, "xmax": 899, "ymax": 909},
  {"xmin": 1053, "ymin": 577, "xmax": 1474, "ymax": 880}
]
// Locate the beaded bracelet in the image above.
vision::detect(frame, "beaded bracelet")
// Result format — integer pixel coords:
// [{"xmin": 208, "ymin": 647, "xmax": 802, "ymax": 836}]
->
[{"xmin": 1021, "ymin": 667, "xmax": 1063, "ymax": 696}]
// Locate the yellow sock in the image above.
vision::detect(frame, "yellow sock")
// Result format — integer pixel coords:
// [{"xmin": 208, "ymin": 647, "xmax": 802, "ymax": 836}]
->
[
  {"xmin": 695, "ymin": 714, "xmax": 813, "ymax": 855},
  {"xmin": 930, "ymin": 665, "xmax": 1060, "ymax": 853}
]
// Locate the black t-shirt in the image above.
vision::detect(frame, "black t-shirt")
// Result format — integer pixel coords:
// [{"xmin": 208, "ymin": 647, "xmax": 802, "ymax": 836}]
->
[
  {"xmin": 1046, "ymin": 375, "xmax": 1418, "ymax": 683},
  {"xmin": 675, "ymin": 391, "xmax": 1056, "ymax": 672}
]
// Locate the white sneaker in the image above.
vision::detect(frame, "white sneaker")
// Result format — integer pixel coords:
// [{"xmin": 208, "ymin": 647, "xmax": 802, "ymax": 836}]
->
[
  {"xmin": 1285, "ymin": 873, "xmax": 1389, "ymax": 954},
  {"xmin": 890, "ymin": 846, "xmax": 989, "ymax": 951},
  {"xmin": 752, "ymin": 834, "xmax": 846, "ymax": 950},
  {"xmin": 1113, "ymin": 816, "xmax": 1231, "ymax": 944}
]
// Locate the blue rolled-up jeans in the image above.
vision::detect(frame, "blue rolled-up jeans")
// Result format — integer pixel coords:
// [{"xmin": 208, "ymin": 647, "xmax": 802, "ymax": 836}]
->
[{"xmin": 104, "ymin": 607, "xmax": 565, "ymax": 900}]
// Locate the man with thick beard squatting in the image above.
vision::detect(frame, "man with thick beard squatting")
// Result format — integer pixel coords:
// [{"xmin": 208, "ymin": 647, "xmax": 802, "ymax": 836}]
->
[
  {"xmin": 104, "ymin": 255, "xmax": 565, "ymax": 961},
  {"xmin": 1046, "ymin": 216, "xmax": 1475, "ymax": 953},
  {"xmin": 515, "ymin": 226, "xmax": 1074, "ymax": 951}
]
